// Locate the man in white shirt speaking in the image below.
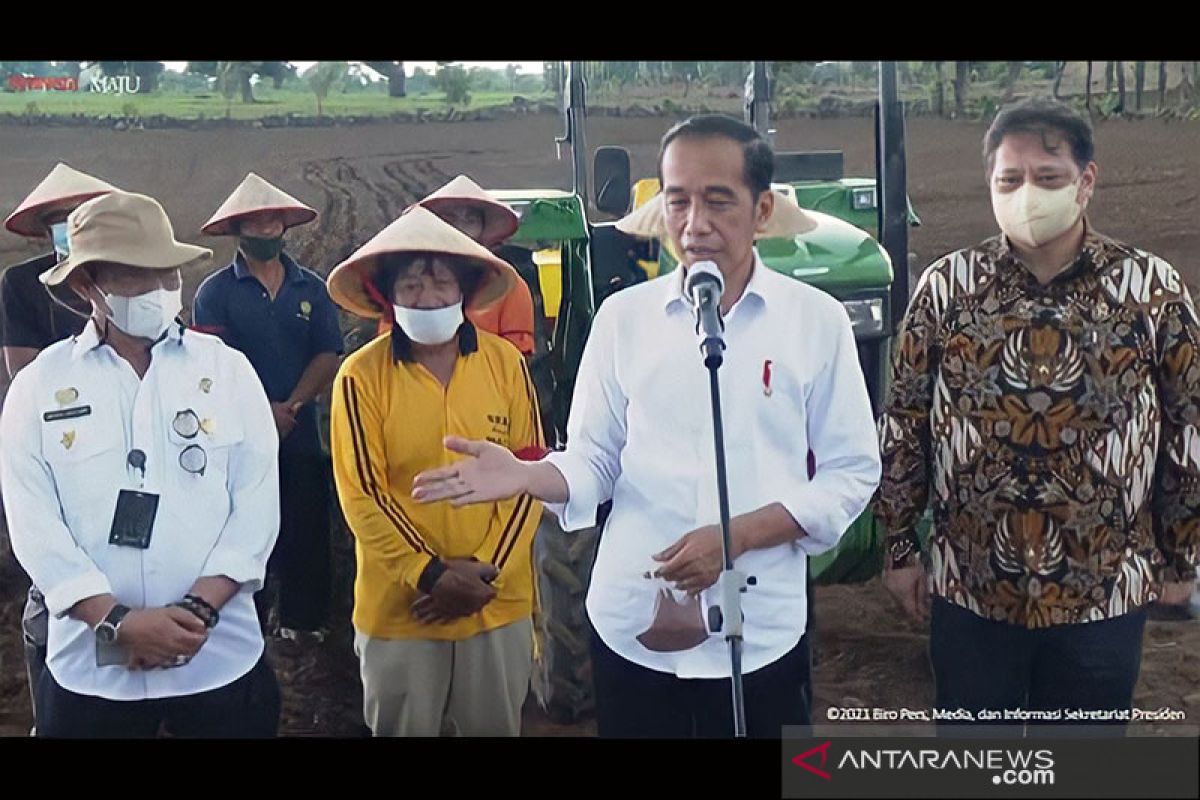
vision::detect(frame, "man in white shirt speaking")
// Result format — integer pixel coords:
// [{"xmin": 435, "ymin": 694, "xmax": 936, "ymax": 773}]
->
[
  {"xmin": 412, "ymin": 115, "xmax": 881, "ymax": 738},
  {"xmin": 0, "ymin": 190, "xmax": 282, "ymax": 737}
]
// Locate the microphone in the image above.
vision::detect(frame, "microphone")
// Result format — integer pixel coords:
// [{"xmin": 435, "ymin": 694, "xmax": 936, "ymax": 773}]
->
[{"xmin": 684, "ymin": 260, "xmax": 725, "ymax": 368}]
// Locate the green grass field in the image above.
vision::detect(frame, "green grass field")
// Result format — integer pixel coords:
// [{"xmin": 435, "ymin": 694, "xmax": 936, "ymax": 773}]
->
[{"xmin": 0, "ymin": 87, "xmax": 554, "ymax": 120}]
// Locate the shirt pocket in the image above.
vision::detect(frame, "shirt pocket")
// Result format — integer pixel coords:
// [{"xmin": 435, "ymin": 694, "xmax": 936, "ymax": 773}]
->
[
  {"xmin": 165, "ymin": 403, "xmax": 246, "ymax": 487},
  {"xmin": 751, "ymin": 359, "xmax": 808, "ymax": 450},
  {"xmin": 39, "ymin": 412, "xmax": 123, "ymax": 530}
]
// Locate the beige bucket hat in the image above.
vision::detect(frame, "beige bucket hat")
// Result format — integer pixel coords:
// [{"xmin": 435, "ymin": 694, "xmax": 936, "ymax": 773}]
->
[
  {"xmin": 327, "ymin": 205, "xmax": 517, "ymax": 320},
  {"xmin": 40, "ymin": 191, "xmax": 212, "ymax": 287},
  {"xmin": 5, "ymin": 163, "xmax": 117, "ymax": 238},
  {"xmin": 616, "ymin": 189, "xmax": 818, "ymax": 240},
  {"xmin": 416, "ymin": 175, "xmax": 520, "ymax": 247},
  {"xmin": 201, "ymin": 172, "xmax": 318, "ymax": 236}
]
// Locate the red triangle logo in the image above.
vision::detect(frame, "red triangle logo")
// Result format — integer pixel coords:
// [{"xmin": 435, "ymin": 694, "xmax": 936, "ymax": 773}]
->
[{"xmin": 792, "ymin": 741, "xmax": 832, "ymax": 781}]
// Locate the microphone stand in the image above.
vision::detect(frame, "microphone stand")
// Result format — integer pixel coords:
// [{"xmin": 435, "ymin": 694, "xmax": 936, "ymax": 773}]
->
[{"xmin": 695, "ymin": 286, "xmax": 753, "ymax": 738}]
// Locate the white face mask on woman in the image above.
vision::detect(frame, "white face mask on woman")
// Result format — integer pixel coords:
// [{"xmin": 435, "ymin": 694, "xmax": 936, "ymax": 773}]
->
[
  {"xmin": 101, "ymin": 286, "xmax": 183, "ymax": 341},
  {"xmin": 991, "ymin": 180, "xmax": 1084, "ymax": 248},
  {"xmin": 392, "ymin": 301, "xmax": 464, "ymax": 345}
]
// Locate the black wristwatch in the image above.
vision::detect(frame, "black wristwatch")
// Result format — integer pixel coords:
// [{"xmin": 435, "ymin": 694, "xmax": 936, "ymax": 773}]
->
[{"xmin": 95, "ymin": 603, "xmax": 132, "ymax": 644}]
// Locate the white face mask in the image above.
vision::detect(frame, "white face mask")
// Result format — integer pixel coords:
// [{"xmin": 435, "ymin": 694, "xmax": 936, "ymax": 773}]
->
[
  {"xmin": 101, "ymin": 286, "xmax": 183, "ymax": 341},
  {"xmin": 991, "ymin": 181, "xmax": 1084, "ymax": 248},
  {"xmin": 393, "ymin": 301, "xmax": 464, "ymax": 345}
]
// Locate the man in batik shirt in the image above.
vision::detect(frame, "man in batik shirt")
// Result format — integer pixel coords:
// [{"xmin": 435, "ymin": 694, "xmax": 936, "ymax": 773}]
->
[{"xmin": 876, "ymin": 98, "xmax": 1200, "ymax": 735}]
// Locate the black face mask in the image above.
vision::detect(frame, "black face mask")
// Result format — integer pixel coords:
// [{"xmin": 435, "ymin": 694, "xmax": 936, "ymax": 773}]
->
[{"xmin": 239, "ymin": 236, "xmax": 285, "ymax": 262}]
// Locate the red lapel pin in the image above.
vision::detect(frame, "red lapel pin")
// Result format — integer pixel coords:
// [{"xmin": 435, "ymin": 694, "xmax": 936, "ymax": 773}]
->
[{"xmin": 762, "ymin": 359, "xmax": 773, "ymax": 397}]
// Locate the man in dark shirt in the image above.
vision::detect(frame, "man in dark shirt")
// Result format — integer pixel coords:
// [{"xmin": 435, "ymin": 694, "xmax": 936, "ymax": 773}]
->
[
  {"xmin": 0, "ymin": 163, "xmax": 116, "ymax": 731},
  {"xmin": 193, "ymin": 173, "xmax": 343, "ymax": 639},
  {"xmin": 876, "ymin": 99, "xmax": 1200, "ymax": 735}
]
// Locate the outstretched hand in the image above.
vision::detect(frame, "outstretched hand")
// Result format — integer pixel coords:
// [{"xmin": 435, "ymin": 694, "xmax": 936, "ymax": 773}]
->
[{"xmin": 412, "ymin": 436, "xmax": 527, "ymax": 507}]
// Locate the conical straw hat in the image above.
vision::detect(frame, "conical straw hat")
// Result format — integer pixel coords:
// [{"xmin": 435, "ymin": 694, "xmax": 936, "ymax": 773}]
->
[
  {"xmin": 327, "ymin": 206, "xmax": 517, "ymax": 320},
  {"xmin": 5, "ymin": 163, "xmax": 117, "ymax": 238},
  {"xmin": 416, "ymin": 175, "xmax": 520, "ymax": 247},
  {"xmin": 201, "ymin": 172, "xmax": 318, "ymax": 236},
  {"xmin": 615, "ymin": 189, "xmax": 818, "ymax": 240}
]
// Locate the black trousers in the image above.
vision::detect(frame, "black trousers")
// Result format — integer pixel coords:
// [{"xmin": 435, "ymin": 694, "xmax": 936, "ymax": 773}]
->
[
  {"xmin": 590, "ymin": 621, "xmax": 812, "ymax": 738},
  {"xmin": 256, "ymin": 449, "xmax": 332, "ymax": 631},
  {"xmin": 929, "ymin": 598, "xmax": 1147, "ymax": 737},
  {"xmin": 35, "ymin": 656, "xmax": 281, "ymax": 738}
]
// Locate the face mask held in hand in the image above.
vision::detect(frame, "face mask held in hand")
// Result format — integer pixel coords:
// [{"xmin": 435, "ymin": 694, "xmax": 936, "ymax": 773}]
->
[{"xmin": 636, "ymin": 581, "xmax": 710, "ymax": 653}]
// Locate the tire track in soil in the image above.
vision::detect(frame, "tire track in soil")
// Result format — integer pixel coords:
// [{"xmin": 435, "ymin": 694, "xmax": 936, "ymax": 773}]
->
[
  {"xmin": 334, "ymin": 160, "xmax": 394, "ymax": 233},
  {"xmin": 296, "ymin": 160, "xmax": 359, "ymax": 272},
  {"xmin": 293, "ymin": 155, "xmax": 453, "ymax": 274},
  {"xmin": 381, "ymin": 158, "xmax": 454, "ymax": 203}
]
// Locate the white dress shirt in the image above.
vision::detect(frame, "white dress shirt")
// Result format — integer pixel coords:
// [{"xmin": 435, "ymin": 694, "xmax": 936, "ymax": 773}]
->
[
  {"xmin": 0, "ymin": 320, "xmax": 279, "ymax": 701},
  {"xmin": 545, "ymin": 253, "xmax": 881, "ymax": 678}
]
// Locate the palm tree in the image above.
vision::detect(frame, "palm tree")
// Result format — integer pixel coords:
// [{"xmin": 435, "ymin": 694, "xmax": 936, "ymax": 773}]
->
[{"xmin": 310, "ymin": 61, "xmax": 348, "ymax": 117}]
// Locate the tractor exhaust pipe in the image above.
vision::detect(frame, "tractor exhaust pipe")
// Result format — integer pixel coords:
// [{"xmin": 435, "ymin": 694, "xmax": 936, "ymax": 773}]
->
[
  {"xmin": 876, "ymin": 60, "xmax": 910, "ymax": 323},
  {"xmin": 745, "ymin": 61, "xmax": 773, "ymax": 146},
  {"xmin": 556, "ymin": 61, "xmax": 590, "ymax": 213}
]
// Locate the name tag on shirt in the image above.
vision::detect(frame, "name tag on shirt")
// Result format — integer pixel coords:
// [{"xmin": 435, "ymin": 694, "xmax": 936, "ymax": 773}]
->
[
  {"xmin": 108, "ymin": 489, "xmax": 159, "ymax": 549},
  {"xmin": 43, "ymin": 405, "xmax": 91, "ymax": 422}
]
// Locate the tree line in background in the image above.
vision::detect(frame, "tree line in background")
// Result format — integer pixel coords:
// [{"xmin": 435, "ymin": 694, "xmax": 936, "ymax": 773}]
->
[
  {"xmin": 544, "ymin": 61, "xmax": 1200, "ymax": 118},
  {"xmin": 3, "ymin": 61, "xmax": 1198, "ymax": 119},
  {"xmin": 0, "ymin": 61, "xmax": 540, "ymax": 102}
]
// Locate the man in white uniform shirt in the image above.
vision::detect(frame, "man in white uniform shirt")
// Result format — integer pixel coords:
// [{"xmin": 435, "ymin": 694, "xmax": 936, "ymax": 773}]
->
[
  {"xmin": 0, "ymin": 190, "xmax": 281, "ymax": 737},
  {"xmin": 412, "ymin": 115, "xmax": 881, "ymax": 738}
]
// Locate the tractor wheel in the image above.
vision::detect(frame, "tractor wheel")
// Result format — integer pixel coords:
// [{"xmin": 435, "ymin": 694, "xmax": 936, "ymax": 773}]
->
[{"xmin": 531, "ymin": 510, "xmax": 601, "ymax": 724}]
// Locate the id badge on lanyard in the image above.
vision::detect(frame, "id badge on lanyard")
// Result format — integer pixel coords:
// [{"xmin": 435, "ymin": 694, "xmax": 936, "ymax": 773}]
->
[{"xmin": 108, "ymin": 448, "xmax": 159, "ymax": 549}]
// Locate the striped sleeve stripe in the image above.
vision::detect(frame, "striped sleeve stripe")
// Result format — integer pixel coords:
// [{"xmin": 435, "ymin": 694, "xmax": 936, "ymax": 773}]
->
[
  {"xmin": 343, "ymin": 376, "xmax": 435, "ymax": 556},
  {"xmin": 491, "ymin": 493, "xmax": 532, "ymax": 567},
  {"xmin": 379, "ymin": 492, "xmax": 434, "ymax": 554},
  {"xmin": 497, "ymin": 494, "xmax": 536, "ymax": 570},
  {"xmin": 344, "ymin": 376, "xmax": 434, "ymax": 555}
]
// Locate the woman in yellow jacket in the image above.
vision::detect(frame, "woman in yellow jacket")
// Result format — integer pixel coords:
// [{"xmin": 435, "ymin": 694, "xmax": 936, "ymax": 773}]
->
[{"xmin": 326, "ymin": 206, "xmax": 544, "ymax": 737}]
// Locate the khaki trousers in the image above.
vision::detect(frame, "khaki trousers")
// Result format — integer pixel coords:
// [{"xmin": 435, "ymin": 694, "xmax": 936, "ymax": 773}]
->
[{"xmin": 354, "ymin": 617, "xmax": 533, "ymax": 737}]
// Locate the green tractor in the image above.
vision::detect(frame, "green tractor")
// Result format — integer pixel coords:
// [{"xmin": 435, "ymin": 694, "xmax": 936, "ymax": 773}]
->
[{"xmin": 492, "ymin": 62, "xmax": 915, "ymax": 723}]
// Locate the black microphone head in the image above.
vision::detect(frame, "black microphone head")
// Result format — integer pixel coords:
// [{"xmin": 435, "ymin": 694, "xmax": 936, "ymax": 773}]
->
[{"xmin": 684, "ymin": 260, "xmax": 724, "ymax": 300}]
